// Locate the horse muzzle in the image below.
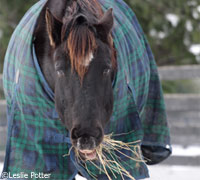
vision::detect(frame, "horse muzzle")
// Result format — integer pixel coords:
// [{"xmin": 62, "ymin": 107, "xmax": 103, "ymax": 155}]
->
[
  {"xmin": 71, "ymin": 127, "xmax": 103, "ymax": 160},
  {"xmin": 76, "ymin": 135, "xmax": 97, "ymax": 160}
]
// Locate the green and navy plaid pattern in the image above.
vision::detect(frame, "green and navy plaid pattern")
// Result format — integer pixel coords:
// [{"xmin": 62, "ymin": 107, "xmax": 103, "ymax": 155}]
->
[{"xmin": 2, "ymin": 0, "xmax": 171, "ymax": 179}]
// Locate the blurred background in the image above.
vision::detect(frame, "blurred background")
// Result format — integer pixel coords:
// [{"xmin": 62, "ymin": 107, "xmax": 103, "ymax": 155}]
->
[{"xmin": 0, "ymin": 0, "xmax": 200, "ymax": 179}]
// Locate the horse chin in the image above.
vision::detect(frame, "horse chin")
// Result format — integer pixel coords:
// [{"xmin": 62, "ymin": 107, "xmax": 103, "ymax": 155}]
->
[{"xmin": 78, "ymin": 149, "xmax": 97, "ymax": 161}]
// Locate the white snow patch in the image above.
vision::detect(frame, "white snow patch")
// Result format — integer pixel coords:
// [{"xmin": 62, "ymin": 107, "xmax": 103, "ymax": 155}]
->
[
  {"xmin": 192, "ymin": 10, "xmax": 199, "ymax": 19},
  {"xmin": 150, "ymin": 29, "xmax": 157, "ymax": 37},
  {"xmin": 189, "ymin": 44, "xmax": 200, "ymax": 55},
  {"xmin": 149, "ymin": 29, "xmax": 166, "ymax": 39},
  {"xmin": 158, "ymin": 32, "xmax": 166, "ymax": 39},
  {"xmin": 149, "ymin": 165, "xmax": 200, "ymax": 180},
  {"xmin": 166, "ymin": 14, "xmax": 180, "ymax": 27},
  {"xmin": 197, "ymin": 5, "xmax": 200, "ymax": 13},
  {"xmin": 76, "ymin": 174, "xmax": 87, "ymax": 180},
  {"xmin": 185, "ymin": 20, "xmax": 193, "ymax": 32},
  {"xmin": 0, "ymin": 163, "xmax": 3, "ymax": 173},
  {"xmin": 172, "ymin": 145, "xmax": 200, "ymax": 157}
]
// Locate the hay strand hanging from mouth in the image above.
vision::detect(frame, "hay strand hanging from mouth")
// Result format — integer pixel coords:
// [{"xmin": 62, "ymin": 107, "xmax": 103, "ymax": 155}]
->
[{"xmin": 64, "ymin": 134, "xmax": 145, "ymax": 180}]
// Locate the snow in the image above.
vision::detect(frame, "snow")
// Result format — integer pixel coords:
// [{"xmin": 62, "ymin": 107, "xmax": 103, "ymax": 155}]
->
[
  {"xmin": 172, "ymin": 145, "xmax": 200, "ymax": 157},
  {"xmin": 0, "ymin": 163, "xmax": 3, "ymax": 172},
  {"xmin": 192, "ymin": 10, "xmax": 199, "ymax": 19},
  {"xmin": 197, "ymin": 6, "xmax": 200, "ymax": 13},
  {"xmin": 150, "ymin": 29, "xmax": 157, "ymax": 37},
  {"xmin": 185, "ymin": 20, "xmax": 193, "ymax": 32},
  {"xmin": 76, "ymin": 174, "xmax": 87, "ymax": 180},
  {"xmin": 166, "ymin": 14, "xmax": 180, "ymax": 27},
  {"xmin": 158, "ymin": 32, "xmax": 166, "ymax": 39},
  {"xmin": 189, "ymin": 44, "xmax": 200, "ymax": 55},
  {"xmin": 148, "ymin": 165, "xmax": 200, "ymax": 180},
  {"xmin": 150, "ymin": 29, "xmax": 166, "ymax": 39}
]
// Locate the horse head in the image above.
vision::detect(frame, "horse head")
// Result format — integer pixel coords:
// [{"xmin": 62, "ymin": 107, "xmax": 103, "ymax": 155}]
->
[{"xmin": 45, "ymin": 1, "xmax": 116, "ymax": 160}]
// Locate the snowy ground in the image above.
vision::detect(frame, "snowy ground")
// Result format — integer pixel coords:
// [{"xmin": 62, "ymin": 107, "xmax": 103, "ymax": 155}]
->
[{"xmin": 148, "ymin": 165, "xmax": 200, "ymax": 180}]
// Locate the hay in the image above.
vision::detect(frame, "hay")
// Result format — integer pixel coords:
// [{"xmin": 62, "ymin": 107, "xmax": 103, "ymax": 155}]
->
[{"xmin": 64, "ymin": 134, "xmax": 145, "ymax": 180}]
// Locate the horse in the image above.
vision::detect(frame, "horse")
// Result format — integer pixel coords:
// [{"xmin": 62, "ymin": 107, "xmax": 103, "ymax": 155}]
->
[
  {"xmin": 33, "ymin": 0, "xmax": 116, "ymax": 161},
  {"xmin": 2, "ymin": 0, "xmax": 171, "ymax": 179}
]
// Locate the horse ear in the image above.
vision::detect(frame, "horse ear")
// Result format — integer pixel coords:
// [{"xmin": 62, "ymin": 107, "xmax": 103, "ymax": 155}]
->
[
  {"xmin": 45, "ymin": 8, "xmax": 62, "ymax": 48},
  {"xmin": 95, "ymin": 8, "xmax": 114, "ymax": 42}
]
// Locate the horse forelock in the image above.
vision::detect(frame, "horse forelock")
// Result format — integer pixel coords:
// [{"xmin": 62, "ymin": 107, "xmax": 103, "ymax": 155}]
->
[
  {"xmin": 67, "ymin": 25, "xmax": 97, "ymax": 79},
  {"xmin": 61, "ymin": 0, "xmax": 117, "ymax": 80}
]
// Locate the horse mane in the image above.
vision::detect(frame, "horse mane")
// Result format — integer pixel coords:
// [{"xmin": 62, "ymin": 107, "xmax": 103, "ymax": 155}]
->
[{"xmin": 61, "ymin": 0, "xmax": 116, "ymax": 80}]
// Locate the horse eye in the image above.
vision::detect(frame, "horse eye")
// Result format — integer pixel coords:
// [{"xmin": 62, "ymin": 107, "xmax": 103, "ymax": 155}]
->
[{"xmin": 103, "ymin": 69, "xmax": 111, "ymax": 76}]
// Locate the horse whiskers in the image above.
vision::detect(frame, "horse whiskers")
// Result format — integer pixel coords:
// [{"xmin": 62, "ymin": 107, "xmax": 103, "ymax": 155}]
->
[{"xmin": 64, "ymin": 134, "xmax": 145, "ymax": 180}]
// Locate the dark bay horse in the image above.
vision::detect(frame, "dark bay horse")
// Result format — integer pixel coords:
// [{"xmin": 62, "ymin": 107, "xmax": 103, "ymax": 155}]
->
[
  {"xmin": 33, "ymin": 0, "xmax": 116, "ymax": 160},
  {"xmin": 2, "ymin": 0, "xmax": 171, "ymax": 179}
]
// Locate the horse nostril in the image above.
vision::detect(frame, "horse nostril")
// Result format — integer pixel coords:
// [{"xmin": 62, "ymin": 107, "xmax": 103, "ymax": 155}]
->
[
  {"xmin": 96, "ymin": 128, "xmax": 103, "ymax": 139},
  {"xmin": 71, "ymin": 128, "xmax": 79, "ymax": 139}
]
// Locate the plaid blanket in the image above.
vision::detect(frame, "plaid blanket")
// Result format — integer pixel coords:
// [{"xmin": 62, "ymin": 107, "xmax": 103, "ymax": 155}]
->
[{"xmin": 2, "ymin": 0, "xmax": 171, "ymax": 179}]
